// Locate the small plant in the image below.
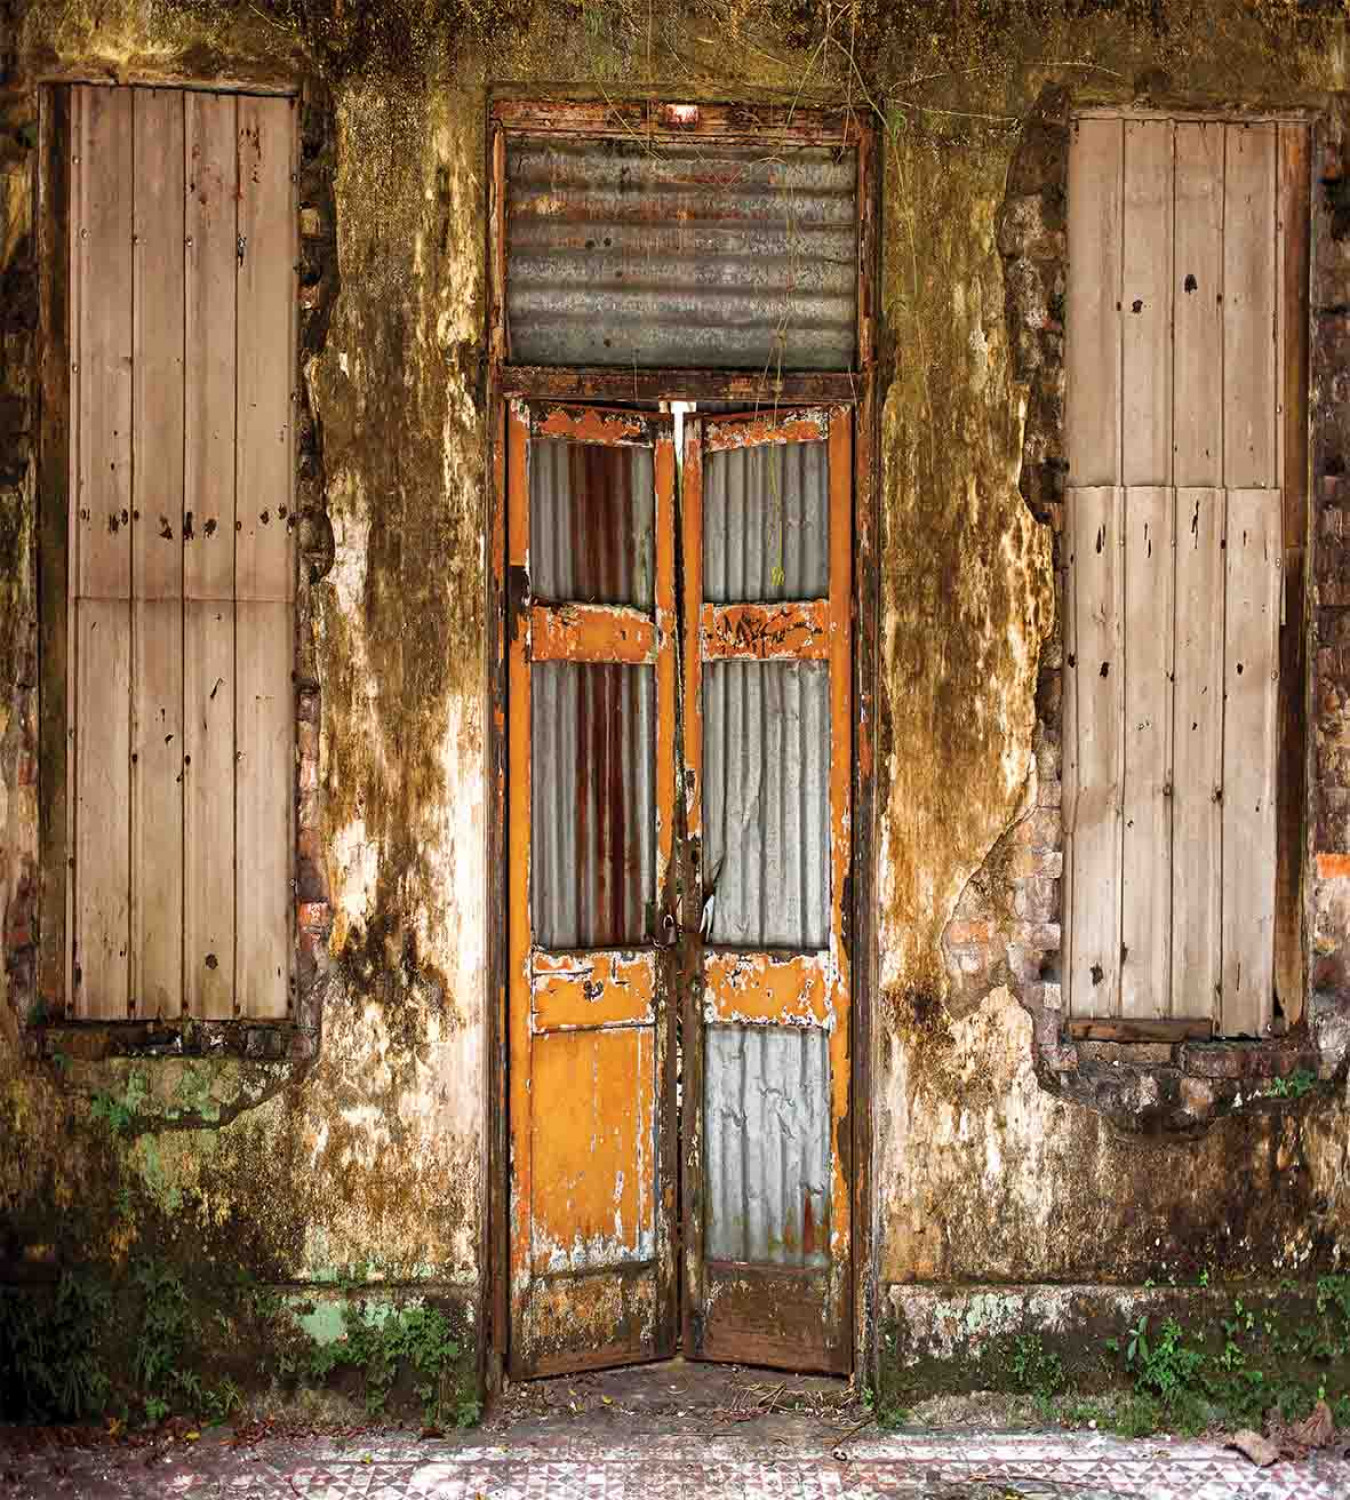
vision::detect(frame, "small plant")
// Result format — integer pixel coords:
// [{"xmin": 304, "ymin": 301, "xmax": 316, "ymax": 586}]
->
[
  {"xmin": 133, "ymin": 1260, "xmax": 191, "ymax": 1398},
  {"xmin": 1111, "ymin": 1315, "xmax": 1205, "ymax": 1411},
  {"xmin": 1010, "ymin": 1333, "xmax": 1065, "ymax": 1418},
  {"xmin": 1266, "ymin": 1070, "xmax": 1317, "ymax": 1100},
  {"xmin": 307, "ymin": 1299, "xmax": 469, "ymax": 1425},
  {"xmin": 90, "ymin": 1070, "xmax": 148, "ymax": 1134},
  {"xmin": 0, "ymin": 1272, "xmax": 113, "ymax": 1421}
]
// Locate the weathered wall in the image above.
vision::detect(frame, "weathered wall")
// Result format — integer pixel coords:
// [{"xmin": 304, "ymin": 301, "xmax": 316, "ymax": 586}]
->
[
  {"xmin": 1, "ymin": 0, "xmax": 1350, "ymax": 1400},
  {"xmin": 1, "ymin": 2, "xmax": 491, "ymax": 1366}
]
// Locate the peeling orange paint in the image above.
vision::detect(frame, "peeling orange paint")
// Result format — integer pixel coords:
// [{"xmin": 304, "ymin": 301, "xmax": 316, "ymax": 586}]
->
[
  {"xmin": 704, "ymin": 407, "xmax": 831, "ymax": 451},
  {"xmin": 702, "ymin": 600, "xmax": 830, "ymax": 660},
  {"xmin": 533, "ymin": 950, "xmax": 656, "ymax": 1030},
  {"xmin": 530, "ymin": 603, "xmax": 656, "ymax": 664},
  {"xmin": 703, "ymin": 951, "xmax": 834, "ymax": 1027}
]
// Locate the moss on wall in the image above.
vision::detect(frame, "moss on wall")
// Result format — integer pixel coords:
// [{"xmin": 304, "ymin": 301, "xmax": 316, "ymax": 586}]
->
[{"xmin": 1, "ymin": 0, "xmax": 1350, "ymax": 1406}]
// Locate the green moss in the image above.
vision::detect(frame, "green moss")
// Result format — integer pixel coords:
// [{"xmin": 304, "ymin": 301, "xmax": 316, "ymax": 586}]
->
[{"xmin": 879, "ymin": 1280, "xmax": 1350, "ymax": 1433}]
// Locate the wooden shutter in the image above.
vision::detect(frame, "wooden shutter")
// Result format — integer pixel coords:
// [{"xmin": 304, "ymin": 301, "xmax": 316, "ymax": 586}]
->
[
  {"xmin": 1064, "ymin": 114, "xmax": 1309, "ymax": 1036},
  {"xmin": 67, "ymin": 86, "xmax": 296, "ymax": 1021}
]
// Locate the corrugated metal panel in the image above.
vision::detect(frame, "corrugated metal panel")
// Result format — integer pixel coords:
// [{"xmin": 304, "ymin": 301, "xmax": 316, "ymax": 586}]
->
[
  {"xmin": 703, "ymin": 661, "xmax": 829, "ymax": 948},
  {"xmin": 704, "ymin": 1024, "xmax": 831, "ymax": 1266},
  {"xmin": 704, "ymin": 441, "xmax": 829, "ymax": 603},
  {"xmin": 532, "ymin": 662, "xmax": 655, "ymax": 948},
  {"xmin": 506, "ymin": 138, "xmax": 858, "ymax": 370},
  {"xmin": 531, "ymin": 437, "xmax": 656, "ymax": 606}
]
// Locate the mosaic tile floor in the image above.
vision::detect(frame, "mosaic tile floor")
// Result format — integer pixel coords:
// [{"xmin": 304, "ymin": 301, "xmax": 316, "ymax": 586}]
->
[{"xmin": 2, "ymin": 1429, "xmax": 1348, "ymax": 1499}]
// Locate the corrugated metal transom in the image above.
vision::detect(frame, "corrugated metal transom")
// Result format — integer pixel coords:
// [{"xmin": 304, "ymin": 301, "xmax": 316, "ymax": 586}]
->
[{"xmin": 505, "ymin": 138, "xmax": 858, "ymax": 370}]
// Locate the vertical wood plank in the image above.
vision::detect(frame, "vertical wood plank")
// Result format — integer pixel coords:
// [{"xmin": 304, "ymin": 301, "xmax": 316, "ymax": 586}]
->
[
  {"xmin": 74, "ymin": 601, "xmax": 131, "ymax": 1017},
  {"xmin": 234, "ymin": 96, "xmax": 295, "ymax": 1018},
  {"xmin": 1120, "ymin": 486, "xmax": 1173, "ymax": 1016},
  {"xmin": 1066, "ymin": 487, "xmax": 1125, "ymax": 1015},
  {"xmin": 1223, "ymin": 124, "xmax": 1278, "ymax": 488},
  {"xmin": 1173, "ymin": 123, "xmax": 1225, "ymax": 487},
  {"xmin": 73, "ymin": 86, "xmax": 133, "ymax": 601},
  {"xmin": 184, "ymin": 92, "xmax": 239, "ymax": 1019},
  {"xmin": 1171, "ymin": 488, "xmax": 1225, "ymax": 1022},
  {"xmin": 236, "ymin": 601, "xmax": 293, "ymax": 1018},
  {"xmin": 235, "ymin": 96, "xmax": 295, "ymax": 604},
  {"xmin": 1221, "ymin": 489, "xmax": 1281, "ymax": 1035},
  {"xmin": 1066, "ymin": 119, "xmax": 1123, "ymax": 486},
  {"xmin": 130, "ymin": 89, "xmax": 185, "ymax": 1019},
  {"xmin": 185, "ymin": 603, "xmax": 235, "ymax": 1017},
  {"xmin": 71, "ymin": 86, "xmax": 132, "ymax": 1018},
  {"xmin": 185, "ymin": 93, "xmax": 238, "ymax": 603},
  {"xmin": 1121, "ymin": 122, "xmax": 1173, "ymax": 486},
  {"xmin": 1274, "ymin": 123, "xmax": 1311, "ymax": 1027}
]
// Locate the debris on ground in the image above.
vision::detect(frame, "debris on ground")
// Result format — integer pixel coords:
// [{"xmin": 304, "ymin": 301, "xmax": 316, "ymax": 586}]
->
[{"xmin": 1228, "ymin": 1428, "xmax": 1279, "ymax": 1467}]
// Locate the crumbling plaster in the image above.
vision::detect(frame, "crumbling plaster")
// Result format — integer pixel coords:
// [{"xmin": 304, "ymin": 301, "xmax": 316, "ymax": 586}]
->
[{"xmin": 0, "ymin": 0, "xmax": 1348, "ymax": 1387}]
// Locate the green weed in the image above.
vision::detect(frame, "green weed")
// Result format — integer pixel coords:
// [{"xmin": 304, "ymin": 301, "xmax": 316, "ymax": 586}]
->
[
  {"xmin": 306, "ymin": 1299, "xmax": 471, "ymax": 1425},
  {"xmin": 0, "ymin": 1272, "xmax": 113, "ymax": 1421}
]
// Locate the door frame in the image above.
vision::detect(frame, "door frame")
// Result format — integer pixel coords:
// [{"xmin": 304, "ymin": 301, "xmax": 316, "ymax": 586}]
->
[{"xmin": 481, "ymin": 96, "xmax": 881, "ymax": 1391}]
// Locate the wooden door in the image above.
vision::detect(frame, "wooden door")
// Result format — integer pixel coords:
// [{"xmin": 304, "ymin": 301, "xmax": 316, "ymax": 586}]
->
[
  {"xmin": 506, "ymin": 400, "xmax": 679, "ymax": 1377},
  {"xmin": 679, "ymin": 407, "xmax": 854, "ymax": 1374}
]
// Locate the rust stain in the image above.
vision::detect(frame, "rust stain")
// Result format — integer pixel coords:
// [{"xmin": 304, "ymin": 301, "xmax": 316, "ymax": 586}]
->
[
  {"xmin": 530, "ymin": 602, "xmax": 656, "ymax": 665},
  {"xmin": 533, "ymin": 949, "xmax": 656, "ymax": 1031},
  {"xmin": 702, "ymin": 600, "xmax": 829, "ymax": 661},
  {"xmin": 1316, "ymin": 852, "xmax": 1350, "ymax": 879}
]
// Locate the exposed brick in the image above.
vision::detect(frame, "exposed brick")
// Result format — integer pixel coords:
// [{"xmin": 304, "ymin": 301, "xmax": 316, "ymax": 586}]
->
[
  {"xmin": 945, "ymin": 918, "xmax": 994, "ymax": 944},
  {"xmin": 1180, "ymin": 1076, "xmax": 1216, "ymax": 1117},
  {"xmin": 1007, "ymin": 944, "xmax": 1048, "ymax": 983},
  {"xmin": 1010, "ymin": 920, "xmax": 1061, "ymax": 948}
]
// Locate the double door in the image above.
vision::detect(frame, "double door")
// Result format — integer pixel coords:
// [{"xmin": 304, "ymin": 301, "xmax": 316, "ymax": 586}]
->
[{"xmin": 506, "ymin": 400, "xmax": 853, "ymax": 1377}]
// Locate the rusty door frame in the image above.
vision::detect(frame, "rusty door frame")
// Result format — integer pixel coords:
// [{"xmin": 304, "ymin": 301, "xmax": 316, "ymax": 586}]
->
[{"xmin": 482, "ymin": 95, "xmax": 880, "ymax": 1390}]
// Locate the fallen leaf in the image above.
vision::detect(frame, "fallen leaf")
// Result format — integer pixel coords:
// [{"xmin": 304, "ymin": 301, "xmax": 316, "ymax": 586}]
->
[
  {"xmin": 601, "ymin": 1396, "xmax": 613, "ymax": 1406},
  {"xmin": 184, "ymin": 1431, "xmax": 200, "ymax": 1443},
  {"xmin": 1292, "ymin": 1400, "xmax": 1335, "ymax": 1449},
  {"xmin": 1229, "ymin": 1430, "xmax": 1278, "ymax": 1467}
]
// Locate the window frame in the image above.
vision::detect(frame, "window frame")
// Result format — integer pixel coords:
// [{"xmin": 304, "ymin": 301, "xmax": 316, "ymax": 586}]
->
[
  {"xmin": 482, "ymin": 95, "xmax": 880, "ymax": 1387},
  {"xmin": 1060, "ymin": 105, "xmax": 1314, "ymax": 1040},
  {"xmin": 34, "ymin": 80, "xmax": 307, "ymax": 1033}
]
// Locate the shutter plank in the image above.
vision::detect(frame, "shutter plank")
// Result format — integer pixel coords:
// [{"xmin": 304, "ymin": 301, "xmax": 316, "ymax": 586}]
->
[
  {"xmin": 1120, "ymin": 486, "xmax": 1173, "ymax": 1016},
  {"xmin": 1066, "ymin": 487, "xmax": 1124, "ymax": 1015},
  {"xmin": 236, "ymin": 96, "xmax": 295, "ymax": 604},
  {"xmin": 185, "ymin": 93, "xmax": 238, "ymax": 602},
  {"xmin": 185, "ymin": 93, "xmax": 239, "ymax": 1019},
  {"xmin": 1174, "ymin": 123, "xmax": 1225, "ymax": 486},
  {"xmin": 1121, "ymin": 122, "xmax": 1173, "ymax": 485},
  {"xmin": 130, "ymin": 90, "xmax": 185, "ymax": 1019},
  {"xmin": 71, "ymin": 86, "xmax": 132, "ymax": 1018},
  {"xmin": 1223, "ymin": 125, "xmax": 1278, "ymax": 487},
  {"xmin": 1171, "ymin": 488, "xmax": 1225, "ymax": 1022},
  {"xmin": 1221, "ymin": 489, "xmax": 1280, "ymax": 1035},
  {"xmin": 1066, "ymin": 119, "xmax": 1123, "ymax": 486},
  {"xmin": 1274, "ymin": 123, "xmax": 1311, "ymax": 1027},
  {"xmin": 234, "ymin": 96, "xmax": 294, "ymax": 1018},
  {"xmin": 185, "ymin": 602, "xmax": 236, "ymax": 1017},
  {"xmin": 236, "ymin": 601, "xmax": 293, "ymax": 1019},
  {"xmin": 74, "ymin": 601, "xmax": 131, "ymax": 1017},
  {"xmin": 73, "ymin": 86, "xmax": 133, "ymax": 601}
]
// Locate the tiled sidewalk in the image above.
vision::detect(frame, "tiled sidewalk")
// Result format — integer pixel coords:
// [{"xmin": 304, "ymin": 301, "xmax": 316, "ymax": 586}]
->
[{"xmin": 2, "ymin": 1429, "xmax": 1348, "ymax": 1499}]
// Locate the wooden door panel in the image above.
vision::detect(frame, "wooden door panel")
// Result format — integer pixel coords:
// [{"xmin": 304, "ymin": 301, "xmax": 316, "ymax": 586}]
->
[
  {"xmin": 530, "ymin": 1026, "xmax": 656, "ymax": 1274},
  {"xmin": 507, "ymin": 400, "xmax": 678, "ymax": 1379},
  {"xmin": 681, "ymin": 406, "xmax": 853, "ymax": 1375}
]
